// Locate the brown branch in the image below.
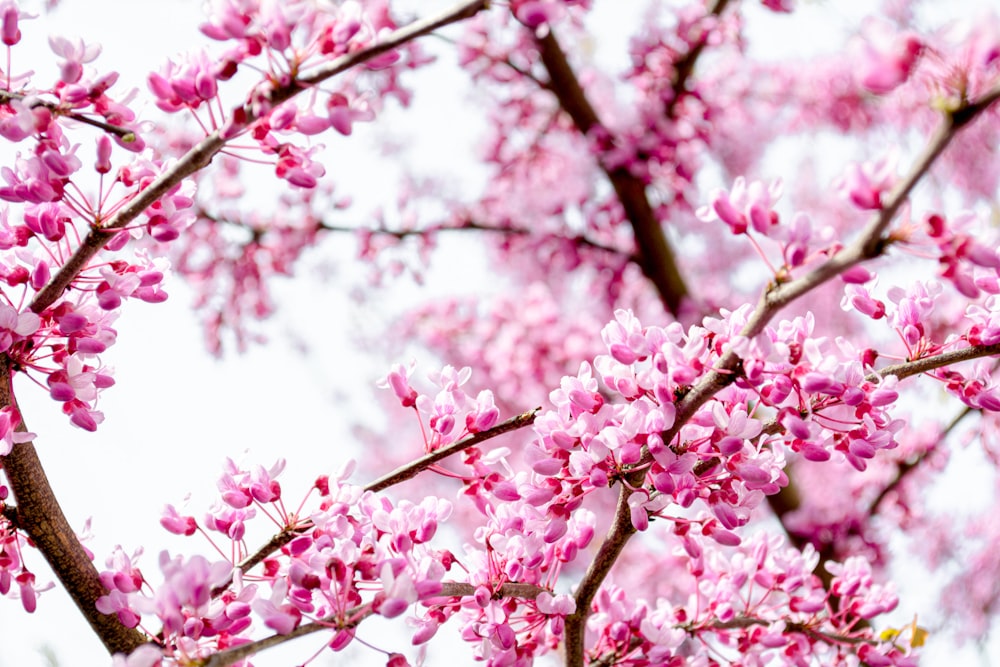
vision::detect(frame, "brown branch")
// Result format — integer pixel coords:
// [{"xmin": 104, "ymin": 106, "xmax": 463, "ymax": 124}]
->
[
  {"xmin": 28, "ymin": 0, "xmax": 491, "ymax": 316},
  {"xmin": 435, "ymin": 580, "xmax": 548, "ymax": 600},
  {"xmin": 200, "ymin": 602, "xmax": 376, "ymax": 667},
  {"xmin": 565, "ymin": 469, "xmax": 642, "ymax": 667},
  {"xmin": 200, "ymin": 205, "xmax": 636, "ymax": 261},
  {"xmin": 533, "ymin": 29, "xmax": 689, "ymax": 317},
  {"xmin": 202, "ymin": 584, "xmax": 540, "ymax": 667},
  {"xmin": 200, "ymin": 580, "xmax": 547, "ymax": 667},
  {"xmin": 0, "ymin": 356, "xmax": 149, "ymax": 654},
  {"xmin": 762, "ymin": 81, "xmax": 1000, "ymax": 314},
  {"xmin": 365, "ymin": 407, "xmax": 539, "ymax": 493}
]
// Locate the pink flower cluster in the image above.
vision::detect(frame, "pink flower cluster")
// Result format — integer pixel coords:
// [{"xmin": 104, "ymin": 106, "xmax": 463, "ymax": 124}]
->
[
  {"xmin": 379, "ymin": 363, "xmax": 500, "ymax": 450},
  {"xmin": 101, "ymin": 458, "xmax": 457, "ymax": 664},
  {"xmin": 0, "ymin": 4, "xmax": 189, "ymax": 431},
  {"xmin": 147, "ymin": 0, "xmax": 425, "ymax": 189},
  {"xmin": 586, "ymin": 532, "xmax": 918, "ymax": 666}
]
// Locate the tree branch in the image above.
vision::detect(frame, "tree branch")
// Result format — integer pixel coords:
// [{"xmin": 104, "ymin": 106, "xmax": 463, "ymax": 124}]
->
[
  {"xmin": 365, "ymin": 407, "xmax": 540, "ymax": 493},
  {"xmin": 866, "ymin": 405, "xmax": 973, "ymax": 515},
  {"xmin": 208, "ymin": 408, "xmax": 540, "ymax": 601},
  {"xmin": 532, "ymin": 29, "xmax": 689, "ymax": 317},
  {"xmin": 0, "ymin": 356, "xmax": 149, "ymax": 654},
  {"xmin": 664, "ymin": 0, "xmax": 733, "ymax": 119},
  {"xmin": 565, "ymin": 469, "xmax": 642, "ymax": 667},
  {"xmin": 365, "ymin": 408, "xmax": 541, "ymax": 491}
]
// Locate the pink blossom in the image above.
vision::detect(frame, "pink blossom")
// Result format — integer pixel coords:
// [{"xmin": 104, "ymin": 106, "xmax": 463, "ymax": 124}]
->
[
  {"xmin": 857, "ymin": 23, "xmax": 923, "ymax": 94},
  {"xmin": 838, "ymin": 154, "xmax": 897, "ymax": 210},
  {"xmin": 48, "ymin": 35, "xmax": 101, "ymax": 84}
]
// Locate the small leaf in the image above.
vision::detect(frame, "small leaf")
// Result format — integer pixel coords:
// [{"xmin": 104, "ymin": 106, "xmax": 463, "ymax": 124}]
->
[{"xmin": 879, "ymin": 627, "xmax": 900, "ymax": 642}]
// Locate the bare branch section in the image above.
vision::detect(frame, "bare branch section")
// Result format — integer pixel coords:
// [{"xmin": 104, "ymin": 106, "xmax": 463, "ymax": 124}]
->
[
  {"xmin": 201, "ymin": 207, "xmax": 636, "ymax": 262},
  {"xmin": 0, "ymin": 358, "xmax": 149, "ymax": 654},
  {"xmin": 28, "ymin": 0, "xmax": 490, "ymax": 316},
  {"xmin": 533, "ymin": 30, "xmax": 689, "ymax": 317},
  {"xmin": 365, "ymin": 407, "xmax": 540, "ymax": 492},
  {"xmin": 559, "ymin": 83, "xmax": 1000, "ymax": 667}
]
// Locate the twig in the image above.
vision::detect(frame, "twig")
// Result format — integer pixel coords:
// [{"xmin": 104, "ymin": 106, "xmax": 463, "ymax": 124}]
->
[
  {"xmin": 199, "ymin": 603, "xmax": 376, "ymax": 667},
  {"xmin": 0, "ymin": 90, "xmax": 136, "ymax": 139},
  {"xmin": 365, "ymin": 407, "xmax": 539, "ymax": 492},
  {"xmin": 208, "ymin": 408, "xmax": 539, "ymax": 599},
  {"xmin": 199, "ymin": 580, "xmax": 548, "ymax": 667},
  {"xmin": 867, "ymin": 405, "xmax": 973, "ymax": 515}
]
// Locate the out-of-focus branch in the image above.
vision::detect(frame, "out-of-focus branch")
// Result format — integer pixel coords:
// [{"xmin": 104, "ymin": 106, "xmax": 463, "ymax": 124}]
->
[
  {"xmin": 199, "ymin": 205, "xmax": 636, "ymax": 261},
  {"xmin": 664, "ymin": 0, "xmax": 733, "ymax": 119},
  {"xmin": 322, "ymin": 219, "xmax": 635, "ymax": 260},
  {"xmin": 0, "ymin": 357, "xmax": 149, "ymax": 655},
  {"xmin": 533, "ymin": 29, "xmax": 689, "ymax": 317},
  {"xmin": 867, "ymin": 405, "xmax": 973, "ymax": 515}
]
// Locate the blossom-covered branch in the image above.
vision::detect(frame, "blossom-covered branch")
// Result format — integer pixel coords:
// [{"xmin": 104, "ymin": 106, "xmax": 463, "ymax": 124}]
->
[{"xmin": 28, "ymin": 0, "xmax": 490, "ymax": 315}]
